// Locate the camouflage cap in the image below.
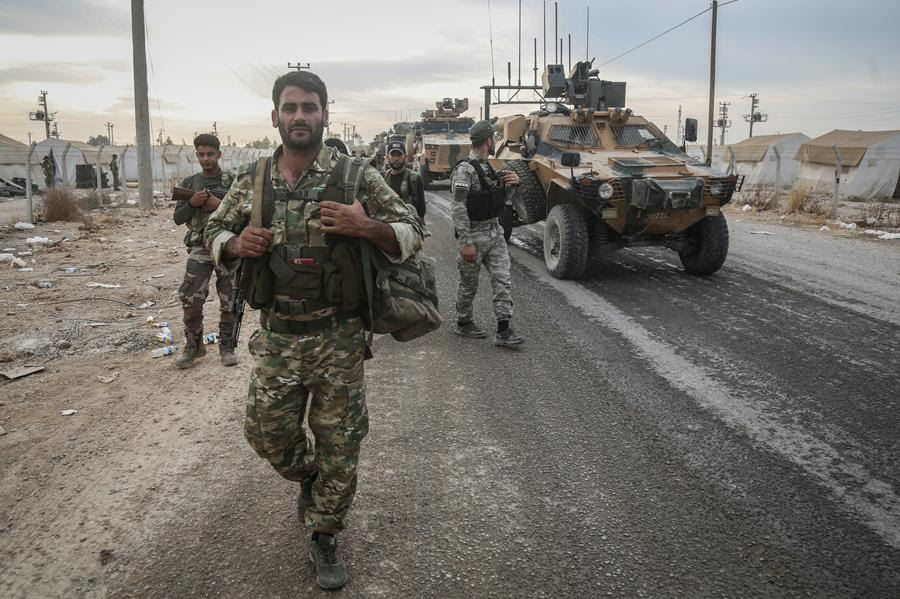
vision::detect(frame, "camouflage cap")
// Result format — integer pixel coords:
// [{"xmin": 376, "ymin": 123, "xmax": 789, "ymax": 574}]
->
[{"xmin": 469, "ymin": 120, "xmax": 496, "ymax": 145}]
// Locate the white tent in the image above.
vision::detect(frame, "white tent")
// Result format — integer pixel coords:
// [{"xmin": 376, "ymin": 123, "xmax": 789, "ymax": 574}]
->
[
  {"xmin": 33, "ymin": 138, "xmax": 90, "ymax": 187},
  {"xmin": 718, "ymin": 133, "xmax": 810, "ymax": 190},
  {"xmin": 794, "ymin": 129, "xmax": 900, "ymax": 201},
  {"xmin": 0, "ymin": 133, "xmax": 42, "ymax": 187}
]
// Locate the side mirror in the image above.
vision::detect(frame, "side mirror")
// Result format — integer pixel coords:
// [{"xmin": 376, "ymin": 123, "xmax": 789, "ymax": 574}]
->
[
  {"xmin": 561, "ymin": 152, "xmax": 581, "ymax": 167},
  {"xmin": 684, "ymin": 118, "xmax": 698, "ymax": 142}
]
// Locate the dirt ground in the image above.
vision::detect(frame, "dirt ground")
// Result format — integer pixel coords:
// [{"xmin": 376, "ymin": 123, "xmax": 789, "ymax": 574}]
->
[
  {"xmin": 0, "ymin": 192, "xmax": 259, "ymax": 597},
  {"xmin": 0, "ymin": 190, "xmax": 897, "ymax": 597}
]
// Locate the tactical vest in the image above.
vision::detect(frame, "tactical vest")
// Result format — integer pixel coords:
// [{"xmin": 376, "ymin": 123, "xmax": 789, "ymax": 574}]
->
[
  {"xmin": 463, "ymin": 159, "xmax": 505, "ymax": 222},
  {"xmin": 183, "ymin": 170, "xmax": 234, "ymax": 247},
  {"xmin": 242, "ymin": 156, "xmax": 366, "ymax": 334},
  {"xmin": 384, "ymin": 168, "xmax": 417, "ymax": 208}
]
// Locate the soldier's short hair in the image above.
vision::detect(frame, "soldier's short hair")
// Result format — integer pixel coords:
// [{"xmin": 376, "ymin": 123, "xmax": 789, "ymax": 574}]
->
[
  {"xmin": 193, "ymin": 133, "xmax": 220, "ymax": 151},
  {"xmin": 272, "ymin": 71, "xmax": 328, "ymax": 110}
]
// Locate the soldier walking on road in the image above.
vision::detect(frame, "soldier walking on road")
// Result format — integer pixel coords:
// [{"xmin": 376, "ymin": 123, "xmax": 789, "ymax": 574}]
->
[
  {"xmin": 173, "ymin": 134, "xmax": 237, "ymax": 368},
  {"xmin": 450, "ymin": 120, "xmax": 525, "ymax": 348},
  {"xmin": 382, "ymin": 141, "xmax": 425, "ymax": 220},
  {"xmin": 204, "ymin": 71, "xmax": 423, "ymax": 590}
]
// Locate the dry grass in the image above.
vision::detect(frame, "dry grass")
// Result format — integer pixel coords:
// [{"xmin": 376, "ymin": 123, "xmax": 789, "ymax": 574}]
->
[
  {"xmin": 857, "ymin": 202, "xmax": 900, "ymax": 228},
  {"xmin": 741, "ymin": 187, "xmax": 778, "ymax": 211},
  {"xmin": 783, "ymin": 188, "xmax": 833, "ymax": 218},
  {"xmin": 42, "ymin": 189, "xmax": 82, "ymax": 222}
]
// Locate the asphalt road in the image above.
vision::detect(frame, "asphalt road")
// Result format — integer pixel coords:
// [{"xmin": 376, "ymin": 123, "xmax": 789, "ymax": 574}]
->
[{"xmin": 100, "ymin": 191, "xmax": 898, "ymax": 598}]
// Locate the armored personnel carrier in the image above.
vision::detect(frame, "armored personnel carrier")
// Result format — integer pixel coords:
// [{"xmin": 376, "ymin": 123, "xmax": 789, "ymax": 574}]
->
[
  {"xmin": 492, "ymin": 60, "xmax": 740, "ymax": 279},
  {"xmin": 413, "ymin": 98, "xmax": 474, "ymax": 189}
]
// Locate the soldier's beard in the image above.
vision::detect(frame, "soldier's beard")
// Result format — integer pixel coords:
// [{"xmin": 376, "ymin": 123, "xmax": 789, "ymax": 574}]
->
[{"xmin": 279, "ymin": 120, "xmax": 324, "ymax": 151}]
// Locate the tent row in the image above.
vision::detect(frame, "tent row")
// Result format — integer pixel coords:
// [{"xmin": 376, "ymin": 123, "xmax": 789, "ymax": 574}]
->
[
  {"xmin": 709, "ymin": 129, "xmax": 900, "ymax": 202},
  {"xmin": 0, "ymin": 134, "xmax": 273, "ymax": 190}
]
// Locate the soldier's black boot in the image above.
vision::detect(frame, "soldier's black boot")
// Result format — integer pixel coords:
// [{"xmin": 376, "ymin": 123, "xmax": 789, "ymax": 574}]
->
[
  {"xmin": 310, "ymin": 532, "xmax": 348, "ymax": 590},
  {"xmin": 494, "ymin": 320, "xmax": 524, "ymax": 348},
  {"xmin": 175, "ymin": 334, "xmax": 206, "ymax": 369},
  {"xmin": 454, "ymin": 320, "xmax": 487, "ymax": 338}
]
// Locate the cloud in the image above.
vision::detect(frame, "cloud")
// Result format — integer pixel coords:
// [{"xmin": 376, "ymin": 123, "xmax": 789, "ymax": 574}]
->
[
  {"xmin": 0, "ymin": 0, "xmax": 129, "ymax": 37},
  {"xmin": 0, "ymin": 62, "xmax": 127, "ymax": 86}
]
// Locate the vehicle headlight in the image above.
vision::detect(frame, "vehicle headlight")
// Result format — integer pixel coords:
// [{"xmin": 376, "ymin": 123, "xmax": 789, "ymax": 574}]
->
[
  {"xmin": 598, "ymin": 182, "xmax": 614, "ymax": 200},
  {"xmin": 709, "ymin": 181, "xmax": 725, "ymax": 196}
]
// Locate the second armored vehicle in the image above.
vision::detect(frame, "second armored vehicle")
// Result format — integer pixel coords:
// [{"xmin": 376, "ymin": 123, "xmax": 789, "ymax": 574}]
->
[
  {"xmin": 491, "ymin": 60, "xmax": 740, "ymax": 279},
  {"xmin": 413, "ymin": 98, "xmax": 474, "ymax": 189}
]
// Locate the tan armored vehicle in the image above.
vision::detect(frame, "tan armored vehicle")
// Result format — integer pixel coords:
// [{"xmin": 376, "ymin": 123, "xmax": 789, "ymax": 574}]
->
[
  {"xmin": 491, "ymin": 60, "xmax": 741, "ymax": 279},
  {"xmin": 388, "ymin": 121, "xmax": 418, "ymax": 165},
  {"xmin": 413, "ymin": 98, "xmax": 474, "ymax": 189}
]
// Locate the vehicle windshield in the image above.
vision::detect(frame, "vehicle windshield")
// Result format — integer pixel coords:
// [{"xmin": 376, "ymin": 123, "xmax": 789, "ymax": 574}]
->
[
  {"xmin": 611, "ymin": 123, "xmax": 661, "ymax": 148},
  {"xmin": 422, "ymin": 119, "xmax": 473, "ymax": 135}
]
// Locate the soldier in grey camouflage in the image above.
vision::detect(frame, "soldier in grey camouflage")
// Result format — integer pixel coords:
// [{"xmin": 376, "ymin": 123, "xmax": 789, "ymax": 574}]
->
[
  {"xmin": 450, "ymin": 120, "xmax": 525, "ymax": 348},
  {"xmin": 204, "ymin": 71, "xmax": 423, "ymax": 590},
  {"xmin": 173, "ymin": 133, "xmax": 237, "ymax": 368}
]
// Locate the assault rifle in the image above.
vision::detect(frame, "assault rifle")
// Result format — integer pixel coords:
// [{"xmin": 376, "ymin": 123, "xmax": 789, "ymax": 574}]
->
[
  {"xmin": 170, "ymin": 186, "xmax": 228, "ymax": 208},
  {"xmin": 227, "ymin": 261, "xmax": 248, "ymax": 352}
]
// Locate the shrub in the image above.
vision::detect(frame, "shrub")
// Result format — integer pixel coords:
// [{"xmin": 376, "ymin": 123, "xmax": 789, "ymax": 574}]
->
[{"xmin": 43, "ymin": 189, "xmax": 82, "ymax": 222}]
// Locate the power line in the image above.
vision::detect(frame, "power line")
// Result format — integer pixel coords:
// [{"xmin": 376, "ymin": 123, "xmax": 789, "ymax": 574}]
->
[{"xmin": 598, "ymin": 6, "xmax": 711, "ymax": 67}]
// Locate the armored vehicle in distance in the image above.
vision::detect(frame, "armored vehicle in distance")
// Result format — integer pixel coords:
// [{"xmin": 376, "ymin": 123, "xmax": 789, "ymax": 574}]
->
[
  {"xmin": 413, "ymin": 98, "xmax": 474, "ymax": 189},
  {"xmin": 492, "ymin": 60, "xmax": 740, "ymax": 279}
]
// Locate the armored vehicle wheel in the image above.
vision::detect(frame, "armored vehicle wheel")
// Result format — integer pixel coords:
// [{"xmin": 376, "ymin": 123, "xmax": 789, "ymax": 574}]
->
[
  {"xmin": 544, "ymin": 204, "xmax": 589, "ymax": 279},
  {"xmin": 504, "ymin": 160, "xmax": 545, "ymax": 224},
  {"xmin": 679, "ymin": 213, "xmax": 729, "ymax": 275},
  {"xmin": 419, "ymin": 164, "xmax": 432, "ymax": 191}
]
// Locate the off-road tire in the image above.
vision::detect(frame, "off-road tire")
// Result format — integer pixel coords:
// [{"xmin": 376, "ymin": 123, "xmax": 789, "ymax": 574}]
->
[
  {"xmin": 544, "ymin": 204, "xmax": 589, "ymax": 279},
  {"xmin": 418, "ymin": 164, "xmax": 432, "ymax": 191},
  {"xmin": 679, "ymin": 213, "xmax": 729, "ymax": 275},
  {"xmin": 504, "ymin": 159, "xmax": 545, "ymax": 224}
]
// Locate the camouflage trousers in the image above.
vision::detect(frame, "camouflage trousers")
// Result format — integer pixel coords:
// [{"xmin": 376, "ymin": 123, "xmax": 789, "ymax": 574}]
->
[
  {"xmin": 245, "ymin": 317, "xmax": 369, "ymax": 534},
  {"xmin": 456, "ymin": 224, "xmax": 513, "ymax": 323},
  {"xmin": 178, "ymin": 255, "xmax": 235, "ymax": 348}
]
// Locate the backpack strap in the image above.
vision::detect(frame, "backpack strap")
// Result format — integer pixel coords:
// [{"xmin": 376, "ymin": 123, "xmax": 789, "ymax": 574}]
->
[
  {"xmin": 250, "ymin": 157, "xmax": 271, "ymax": 228},
  {"xmin": 343, "ymin": 156, "xmax": 374, "ymax": 205}
]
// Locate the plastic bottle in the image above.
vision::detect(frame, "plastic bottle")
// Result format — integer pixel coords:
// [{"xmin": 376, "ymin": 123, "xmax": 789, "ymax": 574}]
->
[
  {"xmin": 155, "ymin": 326, "xmax": 174, "ymax": 344},
  {"xmin": 150, "ymin": 345, "xmax": 178, "ymax": 358},
  {"xmin": 202, "ymin": 333, "xmax": 219, "ymax": 345},
  {"xmin": 65, "ymin": 267, "xmax": 80, "ymax": 273}
]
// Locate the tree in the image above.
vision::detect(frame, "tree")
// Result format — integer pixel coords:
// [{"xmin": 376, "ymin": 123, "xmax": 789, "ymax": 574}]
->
[
  {"xmin": 248, "ymin": 136, "xmax": 273, "ymax": 149},
  {"xmin": 164, "ymin": 135, "xmax": 174, "ymax": 145},
  {"xmin": 87, "ymin": 134, "xmax": 110, "ymax": 146}
]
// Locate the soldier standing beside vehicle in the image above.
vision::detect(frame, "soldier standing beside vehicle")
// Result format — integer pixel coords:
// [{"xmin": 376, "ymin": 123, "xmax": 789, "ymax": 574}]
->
[
  {"xmin": 450, "ymin": 120, "xmax": 524, "ymax": 347},
  {"xmin": 173, "ymin": 133, "xmax": 237, "ymax": 369},
  {"xmin": 382, "ymin": 141, "xmax": 425, "ymax": 219},
  {"xmin": 204, "ymin": 70, "xmax": 423, "ymax": 590}
]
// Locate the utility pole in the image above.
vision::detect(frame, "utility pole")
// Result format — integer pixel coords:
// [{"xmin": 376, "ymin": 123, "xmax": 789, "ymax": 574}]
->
[
  {"xmin": 705, "ymin": 0, "xmax": 718, "ymax": 166},
  {"xmin": 105, "ymin": 122, "xmax": 114, "ymax": 145},
  {"xmin": 29, "ymin": 90, "xmax": 56, "ymax": 140},
  {"xmin": 554, "ymin": 2, "xmax": 558, "ymax": 64},
  {"xmin": 157, "ymin": 128, "xmax": 165, "ymax": 146},
  {"xmin": 131, "ymin": 0, "xmax": 154, "ymax": 209},
  {"xmin": 743, "ymin": 93, "xmax": 767, "ymax": 137},
  {"xmin": 212, "ymin": 121, "xmax": 218, "ymax": 137},
  {"xmin": 676, "ymin": 104, "xmax": 683, "ymax": 145},
  {"xmin": 717, "ymin": 101, "xmax": 731, "ymax": 146},
  {"xmin": 288, "ymin": 62, "xmax": 311, "ymax": 71},
  {"xmin": 27, "ymin": 132, "xmax": 32, "ymax": 145}
]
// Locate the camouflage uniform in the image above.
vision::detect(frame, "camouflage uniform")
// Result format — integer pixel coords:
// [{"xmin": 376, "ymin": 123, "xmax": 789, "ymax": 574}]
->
[
  {"xmin": 205, "ymin": 144, "xmax": 423, "ymax": 534},
  {"xmin": 173, "ymin": 169, "xmax": 236, "ymax": 350},
  {"xmin": 450, "ymin": 151, "xmax": 519, "ymax": 324}
]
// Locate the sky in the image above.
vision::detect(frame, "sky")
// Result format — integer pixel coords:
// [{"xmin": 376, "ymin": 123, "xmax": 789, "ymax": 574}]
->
[{"xmin": 1, "ymin": 0, "xmax": 899, "ymax": 148}]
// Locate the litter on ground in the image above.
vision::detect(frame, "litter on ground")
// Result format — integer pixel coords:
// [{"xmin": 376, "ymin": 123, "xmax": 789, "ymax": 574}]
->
[
  {"xmin": 86, "ymin": 282, "xmax": 122, "ymax": 289},
  {"xmin": 14, "ymin": 222, "xmax": 35, "ymax": 230}
]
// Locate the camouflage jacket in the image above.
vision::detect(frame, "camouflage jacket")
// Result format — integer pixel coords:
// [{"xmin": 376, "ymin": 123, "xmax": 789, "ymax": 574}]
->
[
  {"xmin": 174, "ymin": 169, "xmax": 235, "ymax": 249},
  {"xmin": 204, "ymin": 143, "xmax": 424, "ymax": 284},
  {"xmin": 450, "ymin": 151, "xmax": 519, "ymax": 246}
]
